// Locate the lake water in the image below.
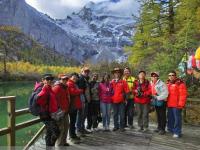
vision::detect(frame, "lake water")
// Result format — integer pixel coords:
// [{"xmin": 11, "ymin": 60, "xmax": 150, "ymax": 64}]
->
[{"xmin": 0, "ymin": 82, "xmax": 43, "ymax": 146}]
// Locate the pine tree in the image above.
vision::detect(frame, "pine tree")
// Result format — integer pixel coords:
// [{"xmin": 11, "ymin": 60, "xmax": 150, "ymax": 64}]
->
[{"xmin": 127, "ymin": 0, "xmax": 200, "ymax": 79}]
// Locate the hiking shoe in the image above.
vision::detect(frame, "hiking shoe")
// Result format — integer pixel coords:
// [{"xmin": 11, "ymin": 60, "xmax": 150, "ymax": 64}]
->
[
  {"xmin": 159, "ymin": 130, "xmax": 166, "ymax": 135},
  {"xmin": 137, "ymin": 127, "xmax": 144, "ymax": 132},
  {"xmin": 74, "ymin": 136, "xmax": 81, "ymax": 141},
  {"xmin": 173, "ymin": 134, "xmax": 180, "ymax": 138},
  {"xmin": 128, "ymin": 125, "xmax": 135, "ymax": 129},
  {"xmin": 70, "ymin": 138, "xmax": 80, "ymax": 144},
  {"xmin": 63, "ymin": 143, "xmax": 70, "ymax": 146},
  {"xmin": 119, "ymin": 128, "xmax": 126, "ymax": 132},
  {"xmin": 77, "ymin": 131, "xmax": 86, "ymax": 137},
  {"xmin": 83, "ymin": 129, "xmax": 91, "ymax": 134},
  {"xmin": 112, "ymin": 128, "xmax": 119, "ymax": 132},
  {"xmin": 143, "ymin": 128, "xmax": 149, "ymax": 132},
  {"xmin": 154, "ymin": 129, "xmax": 160, "ymax": 133}
]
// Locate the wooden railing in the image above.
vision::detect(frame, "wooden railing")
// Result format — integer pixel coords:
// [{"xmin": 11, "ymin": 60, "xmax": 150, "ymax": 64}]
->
[
  {"xmin": 0, "ymin": 96, "xmax": 199, "ymax": 149},
  {"xmin": 0, "ymin": 96, "xmax": 44, "ymax": 150}
]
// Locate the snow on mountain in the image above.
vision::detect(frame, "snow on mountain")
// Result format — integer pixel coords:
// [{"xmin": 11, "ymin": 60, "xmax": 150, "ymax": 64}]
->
[
  {"xmin": 55, "ymin": 0, "xmax": 138, "ymax": 63},
  {"xmin": 0, "ymin": 0, "xmax": 139, "ymax": 64}
]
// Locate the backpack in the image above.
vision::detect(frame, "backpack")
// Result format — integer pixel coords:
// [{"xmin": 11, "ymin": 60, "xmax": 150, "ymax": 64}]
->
[{"xmin": 28, "ymin": 84, "xmax": 43, "ymax": 116}]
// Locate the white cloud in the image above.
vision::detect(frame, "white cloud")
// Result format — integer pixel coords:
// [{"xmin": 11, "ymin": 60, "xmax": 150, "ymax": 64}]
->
[
  {"xmin": 25, "ymin": 0, "xmax": 139, "ymax": 19},
  {"xmin": 107, "ymin": 0, "xmax": 139, "ymax": 16}
]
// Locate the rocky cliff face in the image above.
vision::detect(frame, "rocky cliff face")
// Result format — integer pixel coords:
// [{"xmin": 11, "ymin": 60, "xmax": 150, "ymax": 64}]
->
[
  {"xmin": 56, "ymin": 1, "xmax": 137, "ymax": 63},
  {"xmin": 0, "ymin": 0, "xmax": 138, "ymax": 64}
]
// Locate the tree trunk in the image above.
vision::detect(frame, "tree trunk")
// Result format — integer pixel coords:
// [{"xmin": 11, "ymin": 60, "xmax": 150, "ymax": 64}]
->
[{"xmin": 168, "ymin": 0, "xmax": 175, "ymax": 34}]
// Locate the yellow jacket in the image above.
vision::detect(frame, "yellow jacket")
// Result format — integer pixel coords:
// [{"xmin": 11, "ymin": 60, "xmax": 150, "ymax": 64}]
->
[{"xmin": 123, "ymin": 76, "xmax": 136, "ymax": 99}]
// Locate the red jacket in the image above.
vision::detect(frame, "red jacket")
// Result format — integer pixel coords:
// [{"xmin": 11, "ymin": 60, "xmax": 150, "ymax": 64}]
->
[
  {"xmin": 166, "ymin": 79, "xmax": 187, "ymax": 108},
  {"xmin": 37, "ymin": 84, "xmax": 58, "ymax": 113},
  {"xmin": 67, "ymin": 79, "xmax": 83, "ymax": 110},
  {"xmin": 111, "ymin": 79, "xmax": 130, "ymax": 103},
  {"xmin": 133, "ymin": 80, "xmax": 151, "ymax": 104},
  {"xmin": 52, "ymin": 82, "xmax": 70, "ymax": 113}
]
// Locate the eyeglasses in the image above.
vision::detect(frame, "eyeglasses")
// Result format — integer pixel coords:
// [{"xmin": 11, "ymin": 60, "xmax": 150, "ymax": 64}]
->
[{"xmin": 168, "ymin": 74, "xmax": 175, "ymax": 77}]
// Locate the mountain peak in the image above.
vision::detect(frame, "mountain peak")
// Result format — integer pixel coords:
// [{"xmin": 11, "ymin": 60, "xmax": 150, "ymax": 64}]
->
[{"xmin": 110, "ymin": 0, "xmax": 120, "ymax": 2}]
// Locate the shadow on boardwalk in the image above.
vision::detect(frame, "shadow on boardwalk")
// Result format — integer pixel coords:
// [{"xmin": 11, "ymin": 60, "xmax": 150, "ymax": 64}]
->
[{"xmin": 29, "ymin": 124, "xmax": 200, "ymax": 150}]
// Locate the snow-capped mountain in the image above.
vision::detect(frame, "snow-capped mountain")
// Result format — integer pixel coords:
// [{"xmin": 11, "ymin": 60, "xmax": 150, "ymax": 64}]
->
[
  {"xmin": 55, "ymin": 0, "xmax": 138, "ymax": 63},
  {"xmin": 0, "ymin": 0, "xmax": 138, "ymax": 64}
]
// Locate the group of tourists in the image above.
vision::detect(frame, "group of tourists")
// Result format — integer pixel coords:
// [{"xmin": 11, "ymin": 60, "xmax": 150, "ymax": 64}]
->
[{"xmin": 31, "ymin": 66, "xmax": 187, "ymax": 148}]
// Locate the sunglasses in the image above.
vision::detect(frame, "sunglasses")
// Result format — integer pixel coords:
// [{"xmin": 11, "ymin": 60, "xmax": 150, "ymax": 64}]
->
[
  {"xmin": 45, "ymin": 77, "xmax": 54, "ymax": 81},
  {"xmin": 168, "ymin": 74, "xmax": 176, "ymax": 77}
]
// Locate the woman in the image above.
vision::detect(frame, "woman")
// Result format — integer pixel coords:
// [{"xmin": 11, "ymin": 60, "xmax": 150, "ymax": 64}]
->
[
  {"xmin": 150, "ymin": 72, "xmax": 168, "ymax": 135},
  {"xmin": 99, "ymin": 73, "xmax": 113, "ymax": 131}
]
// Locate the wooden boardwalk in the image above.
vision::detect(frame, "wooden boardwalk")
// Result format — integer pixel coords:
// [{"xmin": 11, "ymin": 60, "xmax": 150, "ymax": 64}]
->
[{"xmin": 29, "ymin": 123, "xmax": 200, "ymax": 150}]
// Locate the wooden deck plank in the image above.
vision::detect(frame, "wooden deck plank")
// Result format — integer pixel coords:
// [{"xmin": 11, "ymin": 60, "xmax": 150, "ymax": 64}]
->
[{"xmin": 28, "ymin": 123, "xmax": 200, "ymax": 150}]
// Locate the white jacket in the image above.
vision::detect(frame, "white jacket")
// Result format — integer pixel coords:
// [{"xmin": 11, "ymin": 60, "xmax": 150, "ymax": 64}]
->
[{"xmin": 151, "ymin": 79, "xmax": 169, "ymax": 101}]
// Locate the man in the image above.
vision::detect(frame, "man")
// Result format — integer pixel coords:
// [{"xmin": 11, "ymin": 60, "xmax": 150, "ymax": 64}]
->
[
  {"xmin": 123, "ymin": 67, "xmax": 136, "ymax": 129},
  {"xmin": 53, "ymin": 74, "xmax": 70, "ymax": 146},
  {"xmin": 111, "ymin": 67, "xmax": 130, "ymax": 132},
  {"xmin": 87, "ymin": 73, "xmax": 100, "ymax": 131},
  {"xmin": 67, "ymin": 73, "xmax": 83, "ymax": 144},
  {"xmin": 37, "ymin": 74, "xmax": 60, "ymax": 147},
  {"xmin": 76, "ymin": 67, "xmax": 91, "ymax": 136},
  {"xmin": 150, "ymin": 72, "xmax": 168, "ymax": 135},
  {"xmin": 133, "ymin": 71, "xmax": 151, "ymax": 132},
  {"xmin": 166, "ymin": 71, "xmax": 187, "ymax": 138}
]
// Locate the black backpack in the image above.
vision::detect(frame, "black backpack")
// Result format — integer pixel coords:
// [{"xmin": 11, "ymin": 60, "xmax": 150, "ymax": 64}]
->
[{"xmin": 28, "ymin": 84, "xmax": 43, "ymax": 116}]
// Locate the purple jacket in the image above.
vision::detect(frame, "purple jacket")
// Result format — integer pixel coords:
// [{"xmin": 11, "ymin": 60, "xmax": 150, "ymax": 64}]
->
[{"xmin": 99, "ymin": 82, "xmax": 113, "ymax": 103}]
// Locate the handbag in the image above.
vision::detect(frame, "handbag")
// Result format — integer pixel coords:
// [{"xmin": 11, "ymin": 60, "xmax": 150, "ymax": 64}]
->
[
  {"xmin": 151, "ymin": 97, "xmax": 164, "ymax": 107},
  {"xmin": 51, "ymin": 109, "xmax": 65, "ymax": 121}
]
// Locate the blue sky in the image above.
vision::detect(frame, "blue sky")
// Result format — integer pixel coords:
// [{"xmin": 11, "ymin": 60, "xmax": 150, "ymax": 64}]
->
[{"xmin": 25, "ymin": 0, "xmax": 139, "ymax": 19}]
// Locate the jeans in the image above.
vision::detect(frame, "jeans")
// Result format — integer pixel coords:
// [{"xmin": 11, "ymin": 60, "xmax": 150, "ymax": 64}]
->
[
  {"xmin": 87, "ymin": 101, "xmax": 100, "ymax": 129},
  {"xmin": 125, "ymin": 99, "xmax": 134, "ymax": 126},
  {"xmin": 100, "ymin": 102, "xmax": 111, "ymax": 128},
  {"xmin": 136, "ymin": 103, "xmax": 149, "ymax": 129},
  {"xmin": 69, "ymin": 109, "xmax": 78, "ymax": 138},
  {"xmin": 76, "ymin": 101, "xmax": 88, "ymax": 131},
  {"xmin": 113, "ymin": 102, "xmax": 125, "ymax": 129},
  {"xmin": 167, "ymin": 107, "xmax": 182, "ymax": 136},
  {"xmin": 155, "ymin": 102, "xmax": 166, "ymax": 131}
]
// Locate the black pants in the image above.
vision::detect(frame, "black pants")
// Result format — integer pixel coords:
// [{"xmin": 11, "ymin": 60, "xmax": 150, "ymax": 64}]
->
[
  {"xmin": 42, "ymin": 119, "xmax": 60, "ymax": 146},
  {"xmin": 125, "ymin": 99, "xmax": 134, "ymax": 126},
  {"xmin": 69, "ymin": 109, "xmax": 78, "ymax": 138},
  {"xmin": 155, "ymin": 102, "xmax": 167, "ymax": 131},
  {"xmin": 87, "ymin": 101, "xmax": 100, "ymax": 129}
]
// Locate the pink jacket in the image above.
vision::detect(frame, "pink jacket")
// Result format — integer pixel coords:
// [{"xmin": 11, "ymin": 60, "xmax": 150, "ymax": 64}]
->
[{"xmin": 99, "ymin": 82, "xmax": 113, "ymax": 103}]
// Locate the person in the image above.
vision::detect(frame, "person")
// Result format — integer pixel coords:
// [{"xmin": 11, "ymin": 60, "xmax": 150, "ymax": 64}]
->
[
  {"xmin": 166, "ymin": 71, "xmax": 187, "ymax": 138},
  {"xmin": 52, "ymin": 74, "xmax": 70, "ymax": 146},
  {"xmin": 111, "ymin": 67, "xmax": 130, "ymax": 132},
  {"xmin": 133, "ymin": 71, "xmax": 151, "ymax": 132},
  {"xmin": 99, "ymin": 73, "xmax": 113, "ymax": 131},
  {"xmin": 123, "ymin": 67, "xmax": 136, "ymax": 129},
  {"xmin": 87, "ymin": 73, "xmax": 100, "ymax": 131},
  {"xmin": 76, "ymin": 67, "xmax": 91, "ymax": 136},
  {"xmin": 150, "ymin": 72, "xmax": 168, "ymax": 135},
  {"xmin": 37, "ymin": 74, "xmax": 60, "ymax": 147},
  {"xmin": 67, "ymin": 73, "xmax": 83, "ymax": 144}
]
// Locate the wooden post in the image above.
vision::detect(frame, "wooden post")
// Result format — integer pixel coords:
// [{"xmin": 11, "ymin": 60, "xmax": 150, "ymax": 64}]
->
[{"xmin": 7, "ymin": 96, "xmax": 16, "ymax": 149}]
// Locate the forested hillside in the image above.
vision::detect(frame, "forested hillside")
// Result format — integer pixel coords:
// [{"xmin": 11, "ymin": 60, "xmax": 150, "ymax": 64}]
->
[
  {"xmin": 127, "ymin": 0, "xmax": 200, "ymax": 79},
  {"xmin": 0, "ymin": 26, "xmax": 76, "ymax": 66}
]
